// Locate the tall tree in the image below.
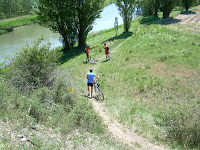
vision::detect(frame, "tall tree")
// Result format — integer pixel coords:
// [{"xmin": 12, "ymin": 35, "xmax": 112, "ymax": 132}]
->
[
  {"xmin": 74, "ymin": 0, "xmax": 104, "ymax": 48},
  {"xmin": 141, "ymin": 0, "xmax": 154, "ymax": 16},
  {"xmin": 181, "ymin": 0, "xmax": 196, "ymax": 11},
  {"xmin": 0, "ymin": 0, "xmax": 39, "ymax": 18},
  {"xmin": 160, "ymin": 0, "xmax": 177, "ymax": 18},
  {"xmin": 39, "ymin": 0, "xmax": 104, "ymax": 50},
  {"xmin": 116, "ymin": 0, "xmax": 135, "ymax": 32},
  {"xmin": 39, "ymin": 0, "xmax": 77, "ymax": 50},
  {"xmin": 151, "ymin": 0, "xmax": 160, "ymax": 17}
]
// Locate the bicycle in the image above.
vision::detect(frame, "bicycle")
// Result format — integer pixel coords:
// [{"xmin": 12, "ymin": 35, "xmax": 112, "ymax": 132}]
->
[
  {"xmin": 94, "ymin": 79, "xmax": 104, "ymax": 101},
  {"xmin": 108, "ymin": 51, "xmax": 112, "ymax": 60}
]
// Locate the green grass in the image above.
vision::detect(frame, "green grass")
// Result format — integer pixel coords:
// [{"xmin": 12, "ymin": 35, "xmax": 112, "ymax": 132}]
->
[
  {"xmin": 61, "ymin": 17, "xmax": 200, "ymax": 149},
  {"xmin": 1, "ymin": 6, "xmax": 200, "ymax": 149},
  {"xmin": 0, "ymin": 39, "xmax": 131, "ymax": 149},
  {"xmin": 0, "ymin": 15, "xmax": 38, "ymax": 35}
]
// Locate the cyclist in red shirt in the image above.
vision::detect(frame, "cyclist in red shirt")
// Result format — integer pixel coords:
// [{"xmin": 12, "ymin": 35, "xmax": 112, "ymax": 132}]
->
[
  {"xmin": 104, "ymin": 43, "xmax": 109, "ymax": 60},
  {"xmin": 85, "ymin": 45, "xmax": 90, "ymax": 62}
]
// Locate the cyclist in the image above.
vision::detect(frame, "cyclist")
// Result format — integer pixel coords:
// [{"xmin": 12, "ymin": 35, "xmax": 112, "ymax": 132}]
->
[
  {"xmin": 87, "ymin": 69, "xmax": 99, "ymax": 97},
  {"xmin": 104, "ymin": 43, "xmax": 109, "ymax": 60},
  {"xmin": 85, "ymin": 45, "xmax": 90, "ymax": 62}
]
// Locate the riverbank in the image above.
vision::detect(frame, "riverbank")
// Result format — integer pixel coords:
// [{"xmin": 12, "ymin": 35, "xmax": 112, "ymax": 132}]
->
[
  {"xmin": 61, "ymin": 10, "xmax": 200, "ymax": 149},
  {"xmin": 0, "ymin": 15, "xmax": 38, "ymax": 35}
]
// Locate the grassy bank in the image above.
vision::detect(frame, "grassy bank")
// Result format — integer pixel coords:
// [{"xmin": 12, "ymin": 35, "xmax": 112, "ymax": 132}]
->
[
  {"xmin": 0, "ymin": 39, "xmax": 130, "ymax": 149},
  {"xmin": 0, "ymin": 15, "xmax": 38, "ymax": 35},
  {"xmin": 62, "ymin": 16, "xmax": 200, "ymax": 149}
]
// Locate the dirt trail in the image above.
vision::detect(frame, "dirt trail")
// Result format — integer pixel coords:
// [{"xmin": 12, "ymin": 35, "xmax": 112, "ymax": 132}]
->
[
  {"xmin": 89, "ymin": 36, "xmax": 168, "ymax": 150},
  {"xmin": 168, "ymin": 6, "xmax": 200, "ymax": 31}
]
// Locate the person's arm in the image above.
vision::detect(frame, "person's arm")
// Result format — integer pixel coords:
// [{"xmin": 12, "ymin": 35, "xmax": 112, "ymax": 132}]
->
[{"xmin": 95, "ymin": 76, "xmax": 99, "ymax": 80}]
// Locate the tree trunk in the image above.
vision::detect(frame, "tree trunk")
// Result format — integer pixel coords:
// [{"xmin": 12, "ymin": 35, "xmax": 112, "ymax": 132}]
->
[
  {"xmin": 124, "ymin": 15, "xmax": 129, "ymax": 32},
  {"xmin": 61, "ymin": 34, "xmax": 70, "ymax": 52},
  {"xmin": 78, "ymin": 27, "xmax": 86, "ymax": 48},
  {"xmin": 163, "ymin": 11, "xmax": 169, "ymax": 18},
  {"xmin": 154, "ymin": 7, "xmax": 158, "ymax": 17}
]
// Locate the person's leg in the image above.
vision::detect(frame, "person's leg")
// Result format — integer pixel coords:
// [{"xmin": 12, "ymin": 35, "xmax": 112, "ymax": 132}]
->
[
  {"xmin": 88, "ymin": 86, "xmax": 90, "ymax": 96},
  {"xmin": 91, "ymin": 86, "xmax": 93, "ymax": 97}
]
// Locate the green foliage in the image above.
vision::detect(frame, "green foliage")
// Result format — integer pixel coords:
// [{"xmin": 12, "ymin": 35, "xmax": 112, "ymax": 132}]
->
[
  {"xmin": 0, "ymin": 0, "xmax": 39, "ymax": 19},
  {"xmin": 4, "ymin": 38, "xmax": 62, "ymax": 92},
  {"xmin": 39, "ymin": 0, "xmax": 105, "ymax": 50},
  {"xmin": 181, "ymin": 0, "xmax": 196, "ymax": 11},
  {"xmin": 116, "ymin": 0, "xmax": 136, "ymax": 32},
  {"xmin": 160, "ymin": 0, "xmax": 177, "ymax": 18},
  {"xmin": 154, "ymin": 105, "xmax": 200, "ymax": 147},
  {"xmin": 141, "ymin": 0, "xmax": 154, "ymax": 16}
]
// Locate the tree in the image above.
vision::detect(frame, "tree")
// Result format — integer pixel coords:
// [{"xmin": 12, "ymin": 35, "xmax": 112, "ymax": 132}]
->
[
  {"xmin": 74, "ymin": 0, "xmax": 104, "ymax": 48},
  {"xmin": 181, "ymin": 0, "xmax": 196, "ymax": 11},
  {"xmin": 141, "ymin": 0, "xmax": 154, "ymax": 16},
  {"xmin": 116, "ymin": 0, "xmax": 135, "ymax": 32},
  {"xmin": 0, "ymin": 0, "xmax": 39, "ymax": 18},
  {"xmin": 39, "ymin": 0, "xmax": 104, "ymax": 51},
  {"xmin": 39, "ymin": 0, "xmax": 77, "ymax": 50},
  {"xmin": 160, "ymin": 0, "xmax": 177, "ymax": 18},
  {"xmin": 114, "ymin": 17, "xmax": 119, "ymax": 36},
  {"xmin": 151, "ymin": 0, "xmax": 160, "ymax": 17}
]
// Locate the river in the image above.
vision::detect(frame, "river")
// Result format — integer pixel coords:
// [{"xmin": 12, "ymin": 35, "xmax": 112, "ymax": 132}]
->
[{"xmin": 0, "ymin": 4, "xmax": 142, "ymax": 62}]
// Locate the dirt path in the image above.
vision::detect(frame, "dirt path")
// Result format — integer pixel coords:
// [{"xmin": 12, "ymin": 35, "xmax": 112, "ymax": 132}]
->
[
  {"xmin": 168, "ymin": 6, "xmax": 200, "ymax": 32},
  {"xmin": 89, "ymin": 35, "xmax": 168, "ymax": 150}
]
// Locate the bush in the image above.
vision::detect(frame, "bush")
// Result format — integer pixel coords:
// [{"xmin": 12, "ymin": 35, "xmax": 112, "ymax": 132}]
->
[
  {"xmin": 141, "ymin": 0, "xmax": 154, "ymax": 16},
  {"xmin": 4, "ymin": 38, "xmax": 62, "ymax": 92},
  {"xmin": 155, "ymin": 105, "xmax": 200, "ymax": 148}
]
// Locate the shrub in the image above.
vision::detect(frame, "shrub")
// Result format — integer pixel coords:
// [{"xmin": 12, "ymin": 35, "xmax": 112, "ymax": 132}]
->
[
  {"xmin": 154, "ymin": 105, "xmax": 200, "ymax": 148},
  {"xmin": 141, "ymin": 0, "xmax": 154, "ymax": 16},
  {"xmin": 4, "ymin": 38, "xmax": 62, "ymax": 92}
]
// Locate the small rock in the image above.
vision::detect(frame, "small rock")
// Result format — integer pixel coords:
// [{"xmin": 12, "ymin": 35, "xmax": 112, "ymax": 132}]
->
[
  {"xmin": 17, "ymin": 134, "xmax": 23, "ymax": 138},
  {"xmin": 21, "ymin": 137, "xmax": 27, "ymax": 142}
]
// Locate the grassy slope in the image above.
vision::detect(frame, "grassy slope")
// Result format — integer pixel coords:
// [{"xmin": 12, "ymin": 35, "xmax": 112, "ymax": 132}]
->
[
  {"xmin": 0, "ymin": 15, "xmax": 38, "ymax": 35},
  {"xmin": 62, "ymin": 17, "xmax": 200, "ymax": 149}
]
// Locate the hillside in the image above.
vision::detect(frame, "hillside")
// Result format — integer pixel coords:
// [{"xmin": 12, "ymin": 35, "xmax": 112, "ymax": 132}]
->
[
  {"xmin": 62, "ymin": 8, "xmax": 200, "ymax": 149},
  {"xmin": 0, "ymin": 7, "xmax": 200, "ymax": 149}
]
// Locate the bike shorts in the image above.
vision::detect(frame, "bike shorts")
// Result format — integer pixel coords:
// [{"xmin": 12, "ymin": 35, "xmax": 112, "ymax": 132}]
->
[
  {"xmin": 86, "ymin": 53, "xmax": 89, "ymax": 57},
  {"xmin": 105, "ymin": 51, "xmax": 109, "ymax": 54},
  {"xmin": 87, "ymin": 83, "xmax": 93, "ymax": 87}
]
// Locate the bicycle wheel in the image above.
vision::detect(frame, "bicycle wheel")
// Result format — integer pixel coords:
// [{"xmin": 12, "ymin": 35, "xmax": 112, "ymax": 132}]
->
[{"xmin": 96, "ymin": 88, "xmax": 104, "ymax": 101}]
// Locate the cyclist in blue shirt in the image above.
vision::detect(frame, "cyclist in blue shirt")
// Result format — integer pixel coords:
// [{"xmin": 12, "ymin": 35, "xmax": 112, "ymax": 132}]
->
[{"xmin": 87, "ymin": 69, "xmax": 99, "ymax": 97}]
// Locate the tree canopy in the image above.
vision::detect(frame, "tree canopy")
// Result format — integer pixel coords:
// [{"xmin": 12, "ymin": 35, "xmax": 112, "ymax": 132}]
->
[
  {"xmin": 116, "ymin": 0, "xmax": 135, "ymax": 32},
  {"xmin": 181, "ymin": 0, "xmax": 196, "ymax": 11},
  {"xmin": 39, "ymin": 0, "xmax": 105, "ymax": 51},
  {"xmin": 0, "ymin": 0, "xmax": 39, "ymax": 19}
]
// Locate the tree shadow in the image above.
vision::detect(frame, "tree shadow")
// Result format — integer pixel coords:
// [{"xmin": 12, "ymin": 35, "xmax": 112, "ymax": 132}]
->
[
  {"xmin": 102, "ymin": 31, "xmax": 133, "ymax": 44},
  {"xmin": 139, "ymin": 16, "xmax": 181, "ymax": 25},
  {"xmin": 59, "ymin": 47, "xmax": 84, "ymax": 64},
  {"xmin": 180, "ymin": 11, "xmax": 196, "ymax": 15},
  {"xmin": 59, "ymin": 45, "xmax": 98, "ymax": 64}
]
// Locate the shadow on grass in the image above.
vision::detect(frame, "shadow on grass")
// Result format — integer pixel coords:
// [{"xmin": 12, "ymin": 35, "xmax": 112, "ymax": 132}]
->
[
  {"xmin": 180, "ymin": 10, "xmax": 196, "ymax": 15},
  {"xmin": 101, "ymin": 60, "xmax": 109, "ymax": 63},
  {"xmin": 59, "ymin": 47, "xmax": 84, "ymax": 64},
  {"xmin": 102, "ymin": 31, "xmax": 133, "ymax": 43},
  {"xmin": 139, "ymin": 15, "xmax": 181, "ymax": 25}
]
